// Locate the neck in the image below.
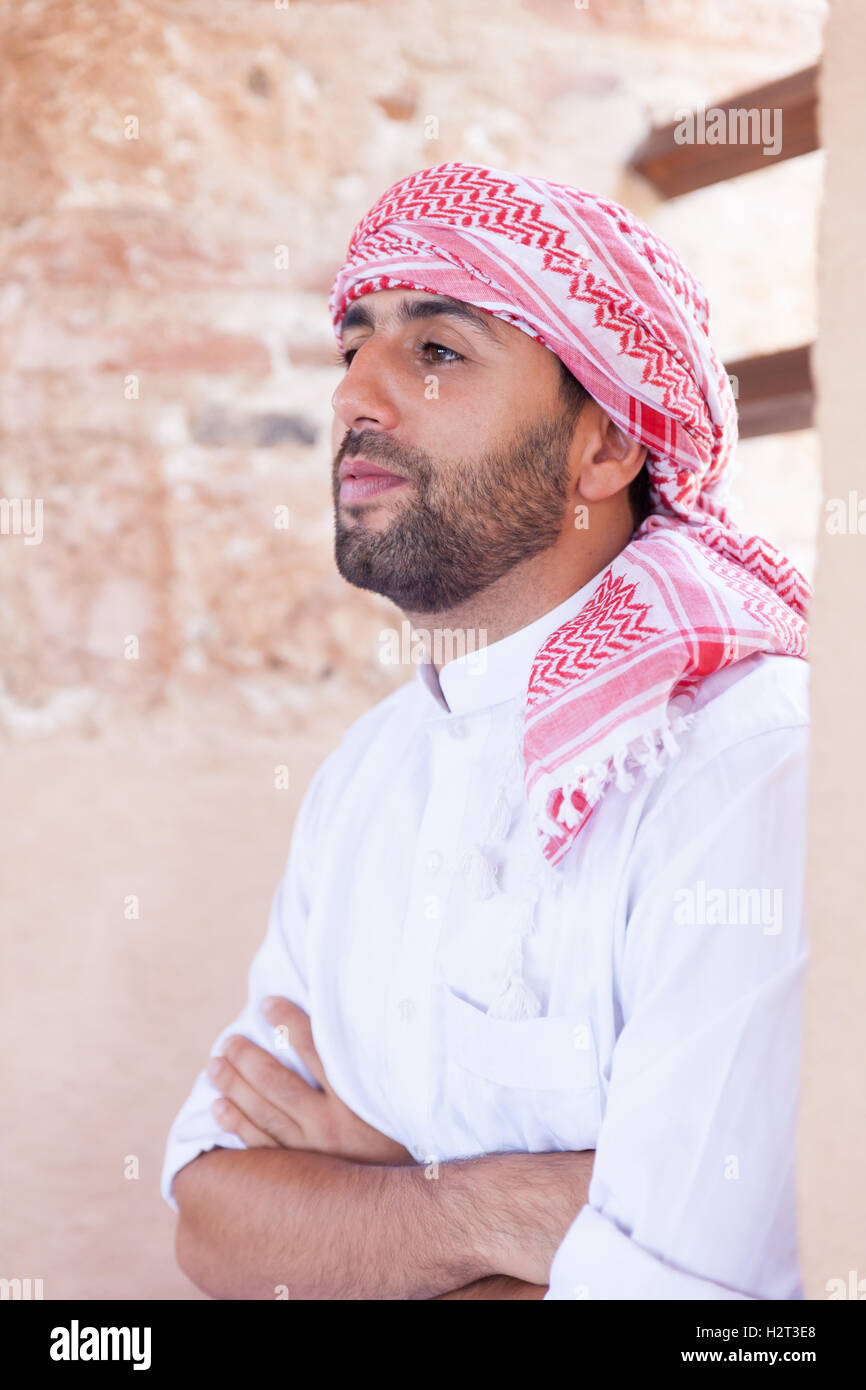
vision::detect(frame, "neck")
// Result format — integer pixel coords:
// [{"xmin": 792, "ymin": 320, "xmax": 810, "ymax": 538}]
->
[{"xmin": 403, "ymin": 512, "xmax": 634, "ymax": 672}]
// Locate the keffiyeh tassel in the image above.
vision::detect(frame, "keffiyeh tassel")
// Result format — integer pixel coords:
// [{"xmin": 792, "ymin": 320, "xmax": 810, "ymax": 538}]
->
[
  {"xmin": 461, "ymin": 844, "xmax": 498, "ymax": 899},
  {"xmin": 486, "ymin": 784, "xmax": 512, "ymax": 842},
  {"xmin": 460, "ymin": 777, "xmax": 516, "ymax": 900},
  {"xmin": 532, "ymin": 710, "xmax": 699, "ymax": 855},
  {"xmin": 487, "ymin": 904, "xmax": 542, "ymax": 1021}
]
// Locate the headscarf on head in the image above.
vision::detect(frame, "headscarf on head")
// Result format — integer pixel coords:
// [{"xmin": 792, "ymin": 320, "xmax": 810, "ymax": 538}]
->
[{"xmin": 329, "ymin": 162, "xmax": 810, "ymax": 880}]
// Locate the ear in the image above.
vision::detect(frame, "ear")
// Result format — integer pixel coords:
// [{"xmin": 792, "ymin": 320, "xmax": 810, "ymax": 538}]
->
[{"xmin": 574, "ymin": 405, "xmax": 647, "ymax": 504}]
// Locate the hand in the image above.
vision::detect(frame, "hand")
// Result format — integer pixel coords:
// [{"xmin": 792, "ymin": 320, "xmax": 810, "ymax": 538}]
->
[{"xmin": 206, "ymin": 996, "xmax": 415, "ymax": 1167}]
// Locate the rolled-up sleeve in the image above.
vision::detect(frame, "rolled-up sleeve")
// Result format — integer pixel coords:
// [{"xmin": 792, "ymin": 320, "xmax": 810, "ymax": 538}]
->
[
  {"xmin": 160, "ymin": 761, "xmax": 328, "ymax": 1214},
  {"xmin": 546, "ymin": 722, "xmax": 809, "ymax": 1300}
]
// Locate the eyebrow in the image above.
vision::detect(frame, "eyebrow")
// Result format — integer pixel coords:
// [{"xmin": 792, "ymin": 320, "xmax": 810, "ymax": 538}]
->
[{"xmin": 340, "ymin": 294, "xmax": 503, "ymax": 346}]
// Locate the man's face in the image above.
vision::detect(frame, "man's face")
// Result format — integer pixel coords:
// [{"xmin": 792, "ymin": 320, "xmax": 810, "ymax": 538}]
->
[{"xmin": 330, "ymin": 289, "xmax": 582, "ymax": 612}]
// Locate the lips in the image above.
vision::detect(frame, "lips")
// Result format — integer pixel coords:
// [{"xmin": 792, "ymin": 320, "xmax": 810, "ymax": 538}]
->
[{"xmin": 339, "ymin": 456, "xmax": 409, "ymax": 503}]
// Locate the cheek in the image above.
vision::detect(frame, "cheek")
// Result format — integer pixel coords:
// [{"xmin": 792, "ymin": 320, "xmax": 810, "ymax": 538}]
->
[{"xmin": 415, "ymin": 390, "xmax": 495, "ymax": 456}]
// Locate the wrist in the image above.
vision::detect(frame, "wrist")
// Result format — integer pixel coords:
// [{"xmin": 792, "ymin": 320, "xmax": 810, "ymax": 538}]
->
[
  {"xmin": 452, "ymin": 1150, "xmax": 594, "ymax": 1285},
  {"xmin": 448, "ymin": 1153, "xmax": 521, "ymax": 1279},
  {"xmin": 409, "ymin": 1156, "xmax": 500, "ymax": 1288}
]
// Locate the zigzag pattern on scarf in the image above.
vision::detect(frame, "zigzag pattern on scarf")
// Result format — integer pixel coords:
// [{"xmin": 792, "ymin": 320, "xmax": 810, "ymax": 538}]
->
[{"xmin": 329, "ymin": 163, "xmax": 812, "ymax": 865}]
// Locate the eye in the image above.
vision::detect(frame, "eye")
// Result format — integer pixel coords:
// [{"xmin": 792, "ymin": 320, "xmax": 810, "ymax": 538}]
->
[
  {"xmin": 418, "ymin": 341, "xmax": 464, "ymax": 365},
  {"xmin": 335, "ymin": 340, "xmax": 465, "ymax": 369}
]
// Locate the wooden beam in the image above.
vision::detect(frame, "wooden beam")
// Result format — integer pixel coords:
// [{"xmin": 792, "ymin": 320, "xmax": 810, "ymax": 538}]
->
[
  {"xmin": 630, "ymin": 65, "xmax": 819, "ymax": 199},
  {"xmin": 725, "ymin": 344, "xmax": 813, "ymax": 439}
]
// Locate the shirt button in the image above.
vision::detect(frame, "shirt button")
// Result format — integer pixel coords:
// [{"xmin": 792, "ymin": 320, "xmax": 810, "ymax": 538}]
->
[
  {"xmin": 426, "ymin": 850, "xmax": 443, "ymax": 875},
  {"xmin": 448, "ymin": 719, "xmax": 468, "ymax": 739},
  {"xmin": 397, "ymin": 998, "xmax": 416, "ymax": 1021}
]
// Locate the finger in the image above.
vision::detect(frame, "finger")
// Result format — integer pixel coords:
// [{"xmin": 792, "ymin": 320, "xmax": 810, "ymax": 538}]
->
[
  {"xmin": 218, "ymin": 1034, "xmax": 328, "ymax": 1132},
  {"xmin": 260, "ymin": 997, "xmax": 330, "ymax": 1092},
  {"xmin": 208, "ymin": 1051, "xmax": 308, "ymax": 1147},
  {"xmin": 211, "ymin": 1096, "xmax": 279, "ymax": 1149}
]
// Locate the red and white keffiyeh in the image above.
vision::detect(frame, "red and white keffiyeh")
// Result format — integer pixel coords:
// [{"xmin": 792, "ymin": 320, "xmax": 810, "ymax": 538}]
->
[{"xmin": 330, "ymin": 162, "xmax": 810, "ymax": 867}]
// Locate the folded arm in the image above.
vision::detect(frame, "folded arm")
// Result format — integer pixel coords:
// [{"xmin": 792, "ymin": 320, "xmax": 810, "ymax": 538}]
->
[
  {"xmin": 164, "ymin": 759, "xmax": 593, "ymax": 1301},
  {"xmin": 174, "ymin": 1143, "xmax": 593, "ymax": 1300},
  {"xmin": 173, "ymin": 997, "xmax": 593, "ymax": 1299}
]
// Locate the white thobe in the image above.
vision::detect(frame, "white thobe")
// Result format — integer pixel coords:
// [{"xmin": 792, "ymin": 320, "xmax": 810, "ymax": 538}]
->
[{"xmin": 161, "ymin": 576, "xmax": 810, "ymax": 1300}]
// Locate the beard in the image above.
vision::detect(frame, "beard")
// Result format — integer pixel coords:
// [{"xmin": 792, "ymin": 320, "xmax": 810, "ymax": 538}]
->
[{"xmin": 332, "ymin": 403, "xmax": 580, "ymax": 613}]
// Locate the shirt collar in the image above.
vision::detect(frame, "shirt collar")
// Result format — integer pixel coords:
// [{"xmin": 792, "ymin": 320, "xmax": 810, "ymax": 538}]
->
[{"xmin": 415, "ymin": 571, "xmax": 604, "ymax": 717}]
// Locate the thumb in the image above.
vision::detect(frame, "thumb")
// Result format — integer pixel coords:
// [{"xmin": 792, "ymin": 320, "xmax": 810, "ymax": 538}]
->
[{"xmin": 262, "ymin": 996, "xmax": 330, "ymax": 1091}]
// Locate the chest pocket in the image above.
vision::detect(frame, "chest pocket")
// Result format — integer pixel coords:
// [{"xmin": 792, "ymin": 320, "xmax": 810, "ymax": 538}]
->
[{"xmin": 442, "ymin": 985, "xmax": 602, "ymax": 1155}]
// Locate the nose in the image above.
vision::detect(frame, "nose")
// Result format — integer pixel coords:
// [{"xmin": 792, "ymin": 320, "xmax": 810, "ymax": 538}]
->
[{"xmin": 331, "ymin": 337, "xmax": 401, "ymax": 438}]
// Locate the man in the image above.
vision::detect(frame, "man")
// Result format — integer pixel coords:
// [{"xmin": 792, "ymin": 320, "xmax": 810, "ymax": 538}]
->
[{"xmin": 162, "ymin": 163, "xmax": 810, "ymax": 1300}]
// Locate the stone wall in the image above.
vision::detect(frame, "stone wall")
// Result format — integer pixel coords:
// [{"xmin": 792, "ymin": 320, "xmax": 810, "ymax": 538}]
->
[{"xmin": 1, "ymin": 0, "xmax": 825, "ymax": 741}]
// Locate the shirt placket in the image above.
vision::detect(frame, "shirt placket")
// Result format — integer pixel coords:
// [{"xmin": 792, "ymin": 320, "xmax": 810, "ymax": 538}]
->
[{"xmin": 385, "ymin": 712, "xmax": 481, "ymax": 1165}]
